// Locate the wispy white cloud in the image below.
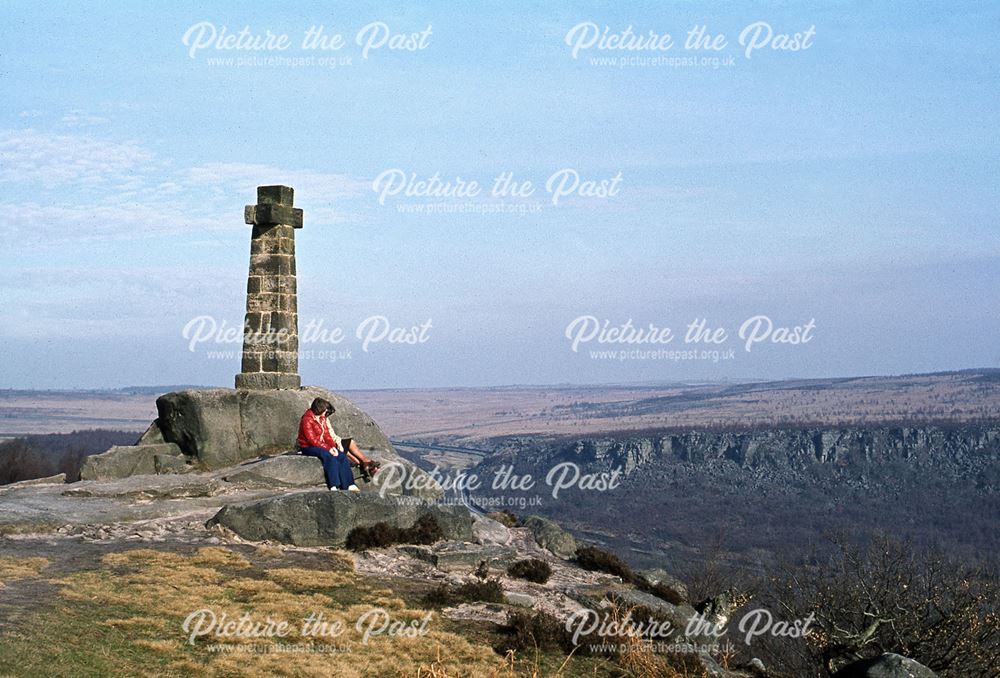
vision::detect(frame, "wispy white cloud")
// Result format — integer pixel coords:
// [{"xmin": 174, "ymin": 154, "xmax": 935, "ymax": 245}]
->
[
  {"xmin": 0, "ymin": 128, "xmax": 153, "ymax": 189},
  {"xmin": 0, "ymin": 200, "xmax": 232, "ymax": 244},
  {"xmin": 0, "ymin": 129, "xmax": 369, "ymax": 244},
  {"xmin": 60, "ymin": 109, "xmax": 109, "ymax": 127}
]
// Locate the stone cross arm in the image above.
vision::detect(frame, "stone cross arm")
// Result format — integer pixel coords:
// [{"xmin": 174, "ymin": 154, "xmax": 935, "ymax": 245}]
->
[
  {"xmin": 244, "ymin": 185, "xmax": 304, "ymax": 228},
  {"xmin": 245, "ymin": 203, "xmax": 303, "ymax": 228}
]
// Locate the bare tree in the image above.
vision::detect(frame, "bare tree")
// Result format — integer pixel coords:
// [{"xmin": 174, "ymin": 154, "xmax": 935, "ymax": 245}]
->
[{"xmin": 763, "ymin": 534, "xmax": 1000, "ymax": 677}]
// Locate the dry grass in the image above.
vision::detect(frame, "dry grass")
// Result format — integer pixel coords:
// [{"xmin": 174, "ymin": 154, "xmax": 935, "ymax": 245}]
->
[
  {"xmin": 2, "ymin": 545, "xmax": 613, "ymax": 677},
  {"xmin": 189, "ymin": 545, "xmax": 254, "ymax": 568},
  {"xmin": 0, "ymin": 545, "xmax": 692, "ymax": 676},
  {"xmin": 0, "ymin": 555, "xmax": 49, "ymax": 587},
  {"xmin": 253, "ymin": 544, "xmax": 285, "ymax": 558},
  {"xmin": 575, "ymin": 603, "xmax": 710, "ymax": 678}
]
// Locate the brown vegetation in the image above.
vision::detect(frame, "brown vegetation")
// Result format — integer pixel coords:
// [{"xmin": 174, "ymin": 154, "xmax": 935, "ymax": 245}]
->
[{"xmin": 344, "ymin": 514, "xmax": 444, "ymax": 551}]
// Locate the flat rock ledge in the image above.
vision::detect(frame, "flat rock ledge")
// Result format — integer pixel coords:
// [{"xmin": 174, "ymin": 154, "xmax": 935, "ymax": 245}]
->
[
  {"xmin": 221, "ymin": 452, "xmax": 443, "ymax": 501},
  {"xmin": 63, "ymin": 474, "xmax": 223, "ymax": 500}
]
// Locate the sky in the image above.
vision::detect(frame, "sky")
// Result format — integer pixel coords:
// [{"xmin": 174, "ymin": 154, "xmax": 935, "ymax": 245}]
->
[{"xmin": 0, "ymin": 1, "xmax": 998, "ymax": 390}]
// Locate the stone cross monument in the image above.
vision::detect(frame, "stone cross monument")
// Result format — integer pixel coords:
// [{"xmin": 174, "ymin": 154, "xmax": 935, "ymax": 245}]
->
[{"xmin": 235, "ymin": 185, "xmax": 303, "ymax": 390}]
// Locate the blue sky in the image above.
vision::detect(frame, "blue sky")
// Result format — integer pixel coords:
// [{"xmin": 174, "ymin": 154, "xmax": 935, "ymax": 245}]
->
[{"xmin": 1, "ymin": 1, "xmax": 998, "ymax": 389}]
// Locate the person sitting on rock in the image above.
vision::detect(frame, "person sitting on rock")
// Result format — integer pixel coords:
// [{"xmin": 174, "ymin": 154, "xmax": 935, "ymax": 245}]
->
[
  {"xmin": 297, "ymin": 397, "xmax": 359, "ymax": 492},
  {"xmin": 324, "ymin": 403, "xmax": 381, "ymax": 482}
]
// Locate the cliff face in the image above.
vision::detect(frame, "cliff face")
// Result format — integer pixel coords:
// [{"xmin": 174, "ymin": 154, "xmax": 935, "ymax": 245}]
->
[
  {"xmin": 470, "ymin": 425, "xmax": 1000, "ymax": 572},
  {"xmin": 484, "ymin": 425, "xmax": 1000, "ymax": 491},
  {"xmin": 575, "ymin": 426, "xmax": 998, "ymax": 470}
]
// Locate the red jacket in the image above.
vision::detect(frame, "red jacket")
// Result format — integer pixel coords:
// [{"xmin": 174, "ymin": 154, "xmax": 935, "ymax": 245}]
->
[{"xmin": 297, "ymin": 410, "xmax": 337, "ymax": 450}]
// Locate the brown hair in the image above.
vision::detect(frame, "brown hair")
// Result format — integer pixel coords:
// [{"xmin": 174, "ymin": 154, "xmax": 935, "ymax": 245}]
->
[{"xmin": 310, "ymin": 397, "xmax": 331, "ymax": 415}]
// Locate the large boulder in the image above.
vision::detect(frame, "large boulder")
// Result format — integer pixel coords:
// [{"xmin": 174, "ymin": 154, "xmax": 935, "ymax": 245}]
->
[
  {"xmin": 79, "ymin": 443, "xmax": 183, "ymax": 480},
  {"xmin": 522, "ymin": 515, "xmax": 577, "ymax": 558},
  {"xmin": 206, "ymin": 491, "xmax": 473, "ymax": 547},
  {"xmin": 471, "ymin": 513, "xmax": 512, "ymax": 545},
  {"xmin": 639, "ymin": 568, "xmax": 690, "ymax": 603},
  {"xmin": 155, "ymin": 386, "xmax": 393, "ymax": 470},
  {"xmin": 833, "ymin": 653, "xmax": 938, "ymax": 678}
]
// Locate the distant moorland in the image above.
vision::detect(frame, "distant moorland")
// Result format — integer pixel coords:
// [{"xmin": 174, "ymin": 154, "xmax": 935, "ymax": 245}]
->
[{"xmin": 2, "ymin": 370, "xmax": 998, "ymax": 443}]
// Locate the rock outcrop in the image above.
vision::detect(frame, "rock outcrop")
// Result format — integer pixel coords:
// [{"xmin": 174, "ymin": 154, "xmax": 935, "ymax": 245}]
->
[
  {"xmin": 470, "ymin": 513, "xmax": 512, "ymax": 545},
  {"xmin": 400, "ymin": 542, "xmax": 518, "ymax": 571},
  {"xmin": 0, "ymin": 460, "xmax": 762, "ymax": 678},
  {"xmin": 78, "ymin": 385, "xmax": 398, "ymax": 481},
  {"xmin": 522, "ymin": 514, "xmax": 578, "ymax": 558},
  {"xmin": 832, "ymin": 653, "xmax": 938, "ymax": 678},
  {"xmin": 479, "ymin": 424, "xmax": 1000, "ymax": 500},
  {"xmin": 79, "ymin": 443, "xmax": 184, "ymax": 480},
  {"xmin": 206, "ymin": 491, "xmax": 473, "ymax": 547},
  {"xmin": 516, "ymin": 425, "xmax": 1000, "ymax": 477},
  {"xmin": 640, "ymin": 567, "xmax": 690, "ymax": 602},
  {"xmin": 156, "ymin": 386, "xmax": 392, "ymax": 469}
]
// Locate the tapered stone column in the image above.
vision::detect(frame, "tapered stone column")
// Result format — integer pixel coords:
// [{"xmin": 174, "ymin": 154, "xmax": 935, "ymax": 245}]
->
[{"xmin": 235, "ymin": 185, "xmax": 303, "ymax": 390}]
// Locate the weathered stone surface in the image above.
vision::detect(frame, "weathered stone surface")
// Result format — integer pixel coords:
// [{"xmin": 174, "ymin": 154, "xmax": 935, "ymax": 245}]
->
[
  {"xmin": 504, "ymin": 592, "xmax": 537, "ymax": 607},
  {"xmin": 522, "ymin": 515, "xmax": 577, "ymax": 558},
  {"xmin": 0, "ymin": 472, "xmax": 310, "ymax": 535},
  {"xmin": 246, "ymin": 203, "xmax": 303, "ymax": 228},
  {"xmin": 399, "ymin": 542, "xmax": 517, "ymax": 571},
  {"xmin": 639, "ymin": 568, "xmax": 690, "ymax": 603},
  {"xmin": 235, "ymin": 373, "xmax": 301, "ymax": 390},
  {"xmin": 1, "ymin": 473, "xmax": 66, "ymax": 488},
  {"xmin": 223, "ymin": 455, "xmax": 325, "ymax": 488},
  {"xmin": 207, "ymin": 491, "xmax": 473, "ymax": 547},
  {"xmin": 136, "ymin": 420, "xmax": 165, "ymax": 445},
  {"xmin": 368, "ymin": 459, "xmax": 444, "ymax": 501},
  {"xmin": 471, "ymin": 513, "xmax": 512, "ymax": 545},
  {"xmin": 79, "ymin": 443, "xmax": 182, "ymax": 480},
  {"xmin": 237, "ymin": 185, "xmax": 302, "ymax": 390},
  {"xmin": 257, "ymin": 184, "xmax": 295, "ymax": 206},
  {"xmin": 833, "ymin": 653, "xmax": 938, "ymax": 678},
  {"xmin": 64, "ymin": 474, "xmax": 221, "ymax": 500},
  {"xmin": 154, "ymin": 454, "xmax": 192, "ymax": 475},
  {"xmin": 155, "ymin": 386, "xmax": 393, "ymax": 470},
  {"xmin": 220, "ymin": 453, "xmax": 442, "ymax": 500}
]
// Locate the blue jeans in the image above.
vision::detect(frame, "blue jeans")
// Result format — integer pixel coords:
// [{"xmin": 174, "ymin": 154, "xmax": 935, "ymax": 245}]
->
[{"xmin": 300, "ymin": 446, "xmax": 354, "ymax": 490}]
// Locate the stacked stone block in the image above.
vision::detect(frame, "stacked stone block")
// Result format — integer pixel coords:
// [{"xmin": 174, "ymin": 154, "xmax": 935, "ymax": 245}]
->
[{"xmin": 235, "ymin": 185, "xmax": 303, "ymax": 390}]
